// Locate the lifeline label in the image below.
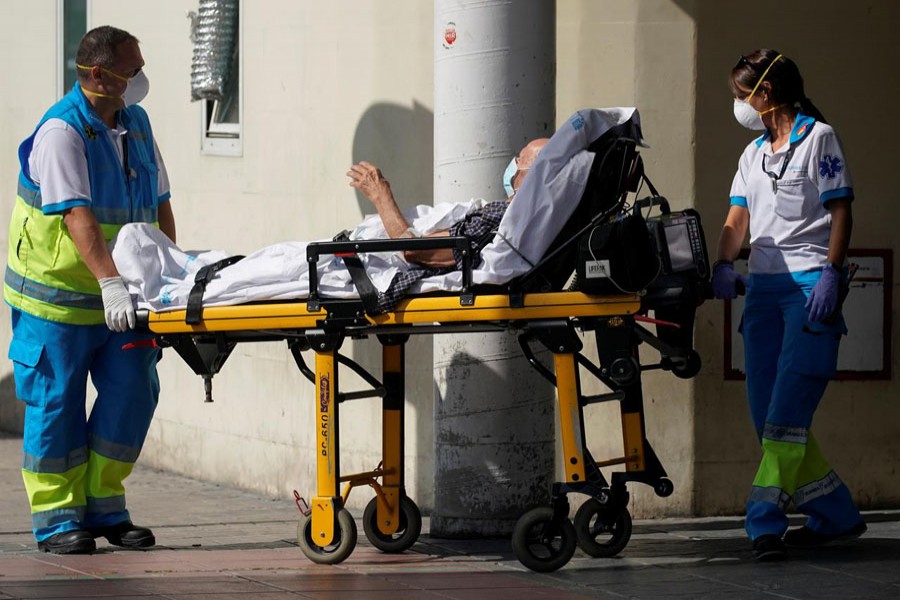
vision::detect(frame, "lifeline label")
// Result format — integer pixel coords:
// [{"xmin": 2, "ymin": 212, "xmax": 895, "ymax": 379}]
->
[{"xmin": 585, "ymin": 260, "xmax": 611, "ymax": 279}]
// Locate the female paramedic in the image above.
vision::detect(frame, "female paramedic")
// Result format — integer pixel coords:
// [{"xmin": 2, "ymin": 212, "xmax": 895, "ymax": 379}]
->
[{"xmin": 712, "ymin": 49, "xmax": 866, "ymax": 561}]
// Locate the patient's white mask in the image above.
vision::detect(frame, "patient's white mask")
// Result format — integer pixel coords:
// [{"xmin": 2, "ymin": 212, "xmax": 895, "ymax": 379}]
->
[
  {"xmin": 502, "ymin": 157, "xmax": 518, "ymax": 197},
  {"xmin": 733, "ymin": 99, "xmax": 766, "ymax": 130}
]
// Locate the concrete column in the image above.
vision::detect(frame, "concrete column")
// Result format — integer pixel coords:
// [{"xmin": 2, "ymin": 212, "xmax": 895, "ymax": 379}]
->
[{"xmin": 432, "ymin": 0, "xmax": 556, "ymax": 537}]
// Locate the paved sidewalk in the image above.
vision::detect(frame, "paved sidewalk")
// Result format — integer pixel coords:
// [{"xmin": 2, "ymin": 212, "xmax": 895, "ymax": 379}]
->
[{"xmin": 1, "ymin": 432, "xmax": 899, "ymax": 599}]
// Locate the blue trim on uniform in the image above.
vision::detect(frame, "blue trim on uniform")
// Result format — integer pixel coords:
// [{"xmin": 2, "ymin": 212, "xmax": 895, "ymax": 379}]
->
[
  {"xmin": 730, "ymin": 196, "xmax": 748, "ymax": 208},
  {"xmin": 42, "ymin": 198, "xmax": 90, "ymax": 215},
  {"xmin": 821, "ymin": 187, "xmax": 854, "ymax": 204},
  {"xmin": 789, "ymin": 114, "xmax": 816, "ymax": 144},
  {"xmin": 158, "ymin": 191, "xmax": 171, "ymax": 203},
  {"xmin": 753, "ymin": 113, "xmax": 815, "ymax": 148}
]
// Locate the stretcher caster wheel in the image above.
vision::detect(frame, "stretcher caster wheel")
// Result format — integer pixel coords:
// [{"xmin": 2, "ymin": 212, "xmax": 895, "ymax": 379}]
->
[
  {"xmin": 362, "ymin": 496, "xmax": 422, "ymax": 553},
  {"xmin": 672, "ymin": 350, "xmax": 701, "ymax": 379},
  {"xmin": 511, "ymin": 507, "xmax": 577, "ymax": 573},
  {"xmin": 654, "ymin": 478, "xmax": 674, "ymax": 497},
  {"xmin": 573, "ymin": 500, "xmax": 632, "ymax": 558},
  {"xmin": 297, "ymin": 508, "xmax": 357, "ymax": 564}
]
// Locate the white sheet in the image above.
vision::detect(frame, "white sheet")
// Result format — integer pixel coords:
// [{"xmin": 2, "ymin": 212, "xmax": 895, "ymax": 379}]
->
[{"xmin": 112, "ymin": 107, "xmax": 644, "ymax": 312}]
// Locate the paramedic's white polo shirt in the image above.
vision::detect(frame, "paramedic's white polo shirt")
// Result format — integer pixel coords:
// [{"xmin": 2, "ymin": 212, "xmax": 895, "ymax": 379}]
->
[
  {"xmin": 729, "ymin": 114, "xmax": 853, "ymax": 275},
  {"xmin": 27, "ymin": 117, "xmax": 171, "ymax": 213}
]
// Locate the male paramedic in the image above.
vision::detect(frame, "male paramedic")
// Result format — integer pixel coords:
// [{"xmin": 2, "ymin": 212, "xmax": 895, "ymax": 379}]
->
[
  {"xmin": 5, "ymin": 25, "xmax": 174, "ymax": 554},
  {"xmin": 347, "ymin": 138, "xmax": 548, "ymax": 311}
]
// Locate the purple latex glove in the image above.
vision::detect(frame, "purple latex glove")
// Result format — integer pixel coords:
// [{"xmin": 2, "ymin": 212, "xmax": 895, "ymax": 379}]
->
[
  {"xmin": 805, "ymin": 263, "xmax": 841, "ymax": 322},
  {"xmin": 712, "ymin": 262, "xmax": 748, "ymax": 300}
]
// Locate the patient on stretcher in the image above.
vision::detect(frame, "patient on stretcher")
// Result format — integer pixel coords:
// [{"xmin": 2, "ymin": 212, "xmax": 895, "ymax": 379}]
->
[
  {"xmin": 345, "ymin": 138, "xmax": 546, "ymax": 311},
  {"xmin": 111, "ymin": 108, "xmax": 644, "ymax": 313}
]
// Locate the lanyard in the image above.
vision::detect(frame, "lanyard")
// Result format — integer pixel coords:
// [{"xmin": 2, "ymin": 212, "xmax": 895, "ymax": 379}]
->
[{"xmin": 760, "ymin": 146, "xmax": 795, "ymax": 193}]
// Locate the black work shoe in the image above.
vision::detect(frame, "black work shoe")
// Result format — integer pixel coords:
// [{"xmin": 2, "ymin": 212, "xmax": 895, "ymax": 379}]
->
[
  {"xmin": 783, "ymin": 520, "xmax": 867, "ymax": 548},
  {"xmin": 37, "ymin": 530, "xmax": 96, "ymax": 554},
  {"xmin": 89, "ymin": 520, "xmax": 156, "ymax": 549},
  {"xmin": 752, "ymin": 534, "xmax": 787, "ymax": 561}
]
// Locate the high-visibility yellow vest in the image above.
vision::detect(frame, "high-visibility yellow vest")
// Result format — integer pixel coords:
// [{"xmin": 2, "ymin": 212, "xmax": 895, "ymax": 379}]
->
[{"xmin": 5, "ymin": 86, "xmax": 166, "ymax": 324}]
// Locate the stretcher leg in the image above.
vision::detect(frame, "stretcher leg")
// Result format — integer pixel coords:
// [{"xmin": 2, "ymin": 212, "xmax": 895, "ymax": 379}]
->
[
  {"xmin": 513, "ymin": 317, "xmax": 677, "ymax": 571},
  {"xmin": 358, "ymin": 337, "xmax": 422, "ymax": 553},
  {"xmin": 296, "ymin": 335, "xmax": 358, "ymax": 564},
  {"xmin": 378, "ymin": 340, "xmax": 404, "ymax": 534}
]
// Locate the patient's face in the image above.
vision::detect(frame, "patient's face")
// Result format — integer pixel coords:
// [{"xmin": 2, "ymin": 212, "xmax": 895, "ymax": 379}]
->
[{"xmin": 508, "ymin": 138, "xmax": 549, "ymax": 200}]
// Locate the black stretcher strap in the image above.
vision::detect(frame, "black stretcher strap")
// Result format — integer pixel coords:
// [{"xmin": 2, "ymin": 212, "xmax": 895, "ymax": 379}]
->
[
  {"xmin": 340, "ymin": 254, "xmax": 381, "ymax": 316},
  {"xmin": 185, "ymin": 255, "xmax": 245, "ymax": 324}
]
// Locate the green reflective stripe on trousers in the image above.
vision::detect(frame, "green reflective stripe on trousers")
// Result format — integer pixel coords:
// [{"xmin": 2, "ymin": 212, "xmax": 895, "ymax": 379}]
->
[
  {"xmin": 23, "ymin": 446, "xmax": 88, "ymax": 474},
  {"xmin": 86, "ymin": 451, "xmax": 134, "ymax": 502},
  {"xmin": 31, "ymin": 506, "xmax": 85, "ymax": 529},
  {"xmin": 22, "ymin": 463, "xmax": 88, "ymax": 513},
  {"xmin": 748, "ymin": 485, "xmax": 791, "ymax": 510},
  {"xmin": 795, "ymin": 432, "xmax": 831, "ymax": 484},
  {"xmin": 752, "ymin": 438, "xmax": 806, "ymax": 492},
  {"xmin": 5, "ymin": 267, "xmax": 103, "ymax": 310},
  {"xmin": 794, "ymin": 470, "xmax": 842, "ymax": 507},
  {"xmin": 90, "ymin": 434, "xmax": 141, "ymax": 464},
  {"xmin": 86, "ymin": 494, "xmax": 126, "ymax": 515},
  {"xmin": 763, "ymin": 423, "xmax": 809, "ymax": 445}
]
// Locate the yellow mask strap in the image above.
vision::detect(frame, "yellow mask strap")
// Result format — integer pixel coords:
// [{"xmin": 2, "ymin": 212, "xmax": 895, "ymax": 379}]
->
[
  {"xmin": 758, "ymin": 103, "xmax": 787, "ymax": 116},
  {"xmin": 80, "ymin": 88, "xmax": 124, "ymax": 101},
  {"xmin": 747, "ymin": 54, "xmax": 783, "ymax": 101},
  {"xmin": 75, "ymin": 63, "xmax": 129, "ymax": 82}
]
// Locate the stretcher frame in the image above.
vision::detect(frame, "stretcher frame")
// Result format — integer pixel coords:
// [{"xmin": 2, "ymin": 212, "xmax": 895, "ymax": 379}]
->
[{"xmin": 136, "ymin": 134, "xmax": 708, "ymax": 571}]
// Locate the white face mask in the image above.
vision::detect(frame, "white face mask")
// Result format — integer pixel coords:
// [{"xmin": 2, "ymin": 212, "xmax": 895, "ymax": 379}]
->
[
  {"xmin": 123, "ymin": 70, "xmax": 150, "ymax": 106},
  {"xmin": 733, "ymin": 98, "xmax": 765, "ymax": 130}
]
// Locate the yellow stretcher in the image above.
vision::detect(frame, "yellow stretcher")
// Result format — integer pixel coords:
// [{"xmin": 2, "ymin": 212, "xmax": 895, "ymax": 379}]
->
[{"xmin": 136, "ymin": 134, "xmax": 711, "ymax": 572}]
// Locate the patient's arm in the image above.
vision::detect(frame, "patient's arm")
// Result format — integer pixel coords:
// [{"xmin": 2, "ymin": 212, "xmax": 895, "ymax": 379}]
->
[{"xmin": 348, "ymin": 161, "xmax": 455, "ymax": 268}]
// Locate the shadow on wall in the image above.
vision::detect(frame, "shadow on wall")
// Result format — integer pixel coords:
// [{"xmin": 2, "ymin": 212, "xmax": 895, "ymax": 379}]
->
[
  {"xmin": 351, "ymin": 101, "xmax": 434, "ymax": 213},
  {"xmin": 348, "ymin": 100, "xmax": 436, "ymax": 507},
  {"xmin": 0, "ymin": 373, "xmax": 24, "ymax": 434},
  {"xmin": 433, "ymin": 345, "xmax": 555, "ymax": 535}
]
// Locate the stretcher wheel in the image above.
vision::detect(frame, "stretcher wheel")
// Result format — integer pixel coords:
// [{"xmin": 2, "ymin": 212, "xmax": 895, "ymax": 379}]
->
[
  {"xmin": 296, "ymin": 508, "xmax": 357, "ymax": 564},
  {"xmin": 362, "ymin": 496, "xmax": 422, "ymax": 553},
  {"xmin": 511, "ymin": 507, "xmax": 577, "ymax": 573},
  {"xmin": 672, "ymin": 350, "xmax": 701, "ymax": 379},
  {"xmin": 573, "ymin": 500, "xmax": 632, "ymax": 558}
]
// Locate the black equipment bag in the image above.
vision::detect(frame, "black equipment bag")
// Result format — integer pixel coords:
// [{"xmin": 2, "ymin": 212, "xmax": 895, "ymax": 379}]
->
[{"xmin": 575, "ymin": 212, "xmax": 661, "ymax": 294}]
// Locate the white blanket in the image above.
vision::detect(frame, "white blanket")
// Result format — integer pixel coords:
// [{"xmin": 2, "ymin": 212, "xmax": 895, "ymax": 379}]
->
[{"xmin": 112, "ymin": 108, "xmax": 644, "ymax": 312}]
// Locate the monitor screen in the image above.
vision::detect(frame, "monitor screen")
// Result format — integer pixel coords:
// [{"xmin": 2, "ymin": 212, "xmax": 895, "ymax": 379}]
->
[{"xmin": 664, "ymin": 222, "xmax": 695, "ymax": 272}]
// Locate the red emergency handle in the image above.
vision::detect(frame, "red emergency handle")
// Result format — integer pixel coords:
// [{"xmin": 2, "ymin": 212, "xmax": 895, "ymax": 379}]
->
[{"xmin": 121, "ymin": 339, "xmax": 160, "ymax": 351}]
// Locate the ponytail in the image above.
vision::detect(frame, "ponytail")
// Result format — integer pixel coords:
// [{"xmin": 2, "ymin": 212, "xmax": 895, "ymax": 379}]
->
[{"xmin": 799, "ymin": 96, "xmax": 828, "ymax": 124}]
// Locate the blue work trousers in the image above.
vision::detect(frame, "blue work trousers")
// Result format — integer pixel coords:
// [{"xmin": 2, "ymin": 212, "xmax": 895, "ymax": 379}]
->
[
  {"xmin": 740, "ymin": 277, "xmax": 861, "ymax": 540},
  {"xmin": 8, "ymin": 309, "xmax": 160, "ymax": 541}
]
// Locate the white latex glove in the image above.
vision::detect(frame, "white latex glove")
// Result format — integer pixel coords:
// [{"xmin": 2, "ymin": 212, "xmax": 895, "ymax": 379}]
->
[{"xmin": 98, "ymin": 276, "xmax": 136, "ymax": 332}]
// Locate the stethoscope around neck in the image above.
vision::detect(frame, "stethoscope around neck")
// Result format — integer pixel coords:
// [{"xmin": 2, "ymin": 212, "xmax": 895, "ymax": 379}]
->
[{"xmin": 760, "ymin": 145, "xmax": 795, "ymax": 192}]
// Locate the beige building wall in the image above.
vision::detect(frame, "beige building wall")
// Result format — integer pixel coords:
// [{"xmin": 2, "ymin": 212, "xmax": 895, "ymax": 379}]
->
[{"xmin": 1, "ymin": 0, "xmax": 897, "ymax": 519}]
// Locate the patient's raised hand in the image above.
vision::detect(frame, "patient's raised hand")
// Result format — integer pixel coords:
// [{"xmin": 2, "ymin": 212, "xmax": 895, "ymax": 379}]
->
[{"xmin": 348, "ymin": 161, "xmax": 393, "ymax": 207}]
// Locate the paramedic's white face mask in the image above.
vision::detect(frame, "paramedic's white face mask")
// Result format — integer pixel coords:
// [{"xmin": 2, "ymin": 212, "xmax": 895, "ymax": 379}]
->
[
  {"xmin": 733, "ymin": 98, "xmax": 765, "ymax": 130},
  {"xmin": 122, "ymin": 70, "xmax": 150, "ymax": 106},
  {"xmin": 76, "ymin": 65, "xmax": 149, "ymax": 106},
  {"xmin": 734, "ymin": 98, "xmax": 766, "ymax": 131}
]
